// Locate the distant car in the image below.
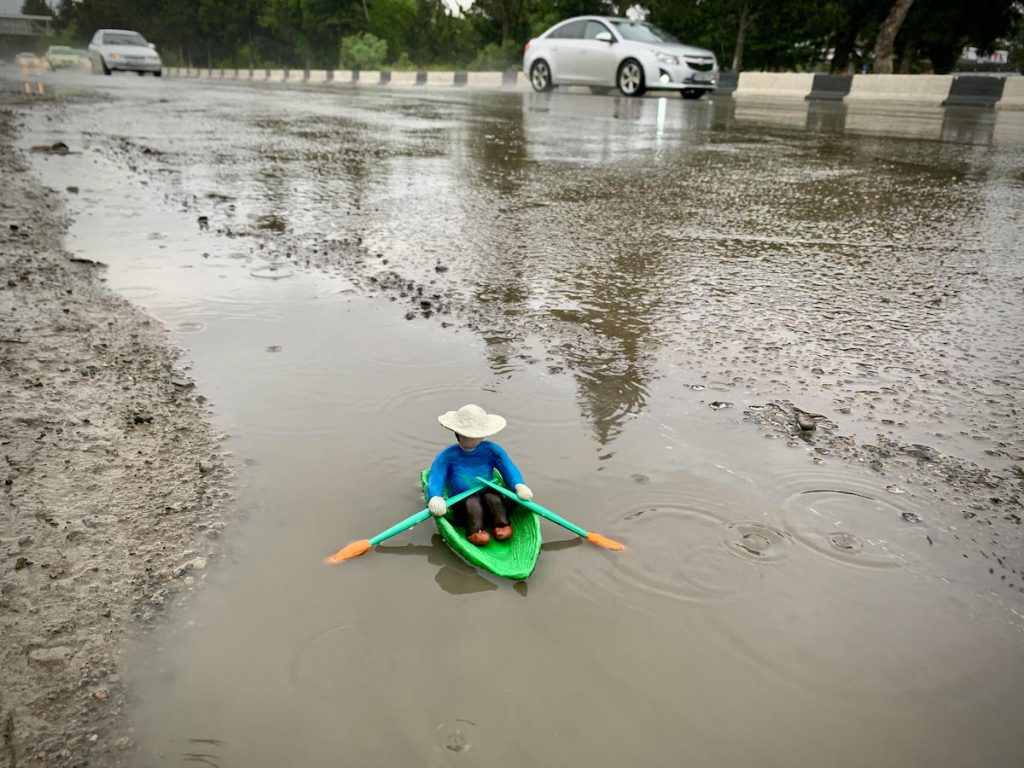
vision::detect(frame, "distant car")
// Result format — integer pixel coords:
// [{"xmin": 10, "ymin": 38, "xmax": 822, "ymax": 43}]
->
[
  {"xmin": 15, "ymin": 52, "xmax": 44, "ymax": 72},
  {"xmin": 71, "ymin": 49, "xmax": 92, "ymax": 69},
  {"xmin": 45, "ymin": 45, "xmax": 80, "ymax": 69},
  {"xmin": 87, "ymin": 29, "xmax": 162, "ymax": 76},
  {"xmin": 523, "ymin": 16, "xmax": 719, "ymax": 99}
]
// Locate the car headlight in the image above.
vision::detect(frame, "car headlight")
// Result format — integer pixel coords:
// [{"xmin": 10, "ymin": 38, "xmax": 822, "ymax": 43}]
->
[
  {"xmin": 654, "ymin": 52, "xmax": 679, "ymax": 65},
  {"xmin": 110, "ymin": 52, "xmax": 122, "ymax": 60}
]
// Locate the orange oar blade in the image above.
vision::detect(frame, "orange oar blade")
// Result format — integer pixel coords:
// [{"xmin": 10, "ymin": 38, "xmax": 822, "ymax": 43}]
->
[
  {"xmin": 586, "ymin": 531, "xmax": 625, "ymax": 551},
  {"xmin": 324, "ymin": 539, "xmax": 371, "ymax": 564}
]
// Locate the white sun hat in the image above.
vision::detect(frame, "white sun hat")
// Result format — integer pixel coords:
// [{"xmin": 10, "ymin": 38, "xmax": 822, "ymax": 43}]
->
[{"xmin": 438, "ymin": 404, "xmax": 507, "ymax": 438}]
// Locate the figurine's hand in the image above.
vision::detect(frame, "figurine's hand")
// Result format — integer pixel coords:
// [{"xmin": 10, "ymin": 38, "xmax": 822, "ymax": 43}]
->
[
  {"xmin": 428, "ymin": 496, "xmax": 447, "ymax": 517},
  {"xmin": 515, "ymin": 484, "xmax": 533, "ymax": 501}
]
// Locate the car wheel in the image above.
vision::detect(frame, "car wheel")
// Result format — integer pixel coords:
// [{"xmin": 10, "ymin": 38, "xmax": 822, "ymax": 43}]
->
[
  {"xmin": 617, "ymin": 59, "xmax": 645, "ymax": 97},
  {"xmin": 530, "ymin": 60, "xmax": 553, "ymax": 92},
  {"xmin": 681, "ymin": 88, "xmax": 705, "ymax": 100}
]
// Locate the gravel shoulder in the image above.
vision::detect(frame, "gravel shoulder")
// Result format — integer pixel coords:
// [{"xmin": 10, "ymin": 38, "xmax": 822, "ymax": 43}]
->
[{"xmin": 1, "ymin": 101, "xmax": 233, "ymax": 768}]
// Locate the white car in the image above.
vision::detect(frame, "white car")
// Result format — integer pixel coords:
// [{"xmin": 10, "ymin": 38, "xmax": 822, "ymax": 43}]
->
[
  {"xmin": 88, "ymin": 29, "xmax": 162, "ymax": 76},
  {"xmin": 523, "ymin": 16, "xmax": 718, "ymax": 99}
]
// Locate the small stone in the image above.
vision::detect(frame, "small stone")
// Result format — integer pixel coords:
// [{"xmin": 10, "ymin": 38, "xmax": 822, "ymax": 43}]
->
[
  {"xmin": 15, "ymin": 556, "xmax": 32, "ymax": 570},
  {"xmin": 886, "ymin": 485, "xmax": 906, "ymax": 494},
  {"xmin": 198, "ymin": 460, "xmax": 214, "ymax": 474},
  {"xmin": 796, "ymin": 413, "xmax": 817, "ymax": 431},
  {"xmin": 114, "ymin": 737, "xmax": 133, "ymax": 750},
  {"xmin": 435, "ymin": 264, "xmax": 449, "ymax": 273},
  {"xmin": 92, "ymin": 688, "xmax": 109, "ymax": 700},
  {"xmin": 709, "ymin": 401, "xmax": 733, "ymax": 410},
  {"xmin": 901, "ymin": 512, "xmax": 922, "ymax": 524},
  {"xmin": 192, "ymin": 557, "xmax": 207, "ymax": 570},
  {"xmin": 66, "ymin": 186, "xmax": 79, "ymax": 194}
]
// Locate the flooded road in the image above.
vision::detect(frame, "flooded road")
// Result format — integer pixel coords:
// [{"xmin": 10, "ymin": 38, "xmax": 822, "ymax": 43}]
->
[{"xmin": 12, "ymin": 69, "xmax": 1024, "ymax": 766}]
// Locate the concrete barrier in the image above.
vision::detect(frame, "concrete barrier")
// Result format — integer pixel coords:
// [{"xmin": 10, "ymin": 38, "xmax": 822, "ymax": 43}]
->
[
  {"xmin": 356, "ymin": 70, "xmax": 382, "ymax": 85},
  {"xmin": 331, "ymin": 70, "xmax": 354, "ymax": 84},
  {"xmin": 307, "ymin": 69, "xmax": 328, "ymax": 83},
  {"xmin": 388, "ymin": 71, "xmax": 418, "ymax": 86},
  {"xmin": 238, "ymin": 69, "xmax": 254, "ymax": 81},
  {"xmin": 510, "ymin": 71, "xmax": 530, "ymax": 90},
  {"xmin": 997, "ymin": 77, "xmax": 1024, "ymax": 110},
  {"xmin": 713, "ymin": 71, "xmax": 738, "ymax": 96},
  {"xmin": 943, "ymin": 75, "xmax": 1005, "ymax": 108},
  {"xmin": 734, "ymin": 72, "xmax": 814, "ymax": 100},
  {"xmin": 806, "ymin": 74, "xmax": 852, "ymax": 101},
  {"xmin": 846, "ymin": 74, "xmax": 953, "ymax": 106},
  {"xmin": 427, "ymin": 71, "xmax": 455, "ymax": 87},
  {"xmin": 222, "ymin": 69, "xmax": 238, "ymax": 80},
  {"xmin": 467, "ymin": 71, "xmax": 503, "ymax": 89},
  {"xmin": 267, "ymin": 69, "xmax": 287, "ymax": 82}
]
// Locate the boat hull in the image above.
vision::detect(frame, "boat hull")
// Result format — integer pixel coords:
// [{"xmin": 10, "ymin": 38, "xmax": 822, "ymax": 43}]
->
[{"xmin": 420, "ymin": 469, "xmax": 541, "ymax": 580}]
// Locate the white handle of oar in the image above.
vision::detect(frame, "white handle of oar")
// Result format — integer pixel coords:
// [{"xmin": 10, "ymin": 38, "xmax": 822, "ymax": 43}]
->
[
  {"xmin": 514, "ymin": 484, "xmax": 533, "ymax": 501},
  {"xmin": 428, "ymin": 496, "xmax": 447, "ymax": 517}
]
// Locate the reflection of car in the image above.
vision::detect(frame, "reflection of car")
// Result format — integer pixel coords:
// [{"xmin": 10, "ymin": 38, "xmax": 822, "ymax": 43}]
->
[
  {"xmin": 87, "ymin": 29, "xmax": 162, "ymax": 76},
  {"xmin": 15, "ymin": 52, "xmax": 44, "ymax": 72},
  {"xmin": 45, "ymin": 45, "xmax": 80, "ymax": 69},
  {"xmin": 523, "ymin": 16, "xmax": 719, "ymax": 99}
]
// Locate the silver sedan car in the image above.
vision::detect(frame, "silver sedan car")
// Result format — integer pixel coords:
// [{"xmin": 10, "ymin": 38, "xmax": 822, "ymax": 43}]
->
[
  {"xmin": 523, "ymin": 16, "xmax": 718, "ymax": 99},
  {"xmin": 87, "ymin": 29, "xmax": 162, "ymax": 76}
]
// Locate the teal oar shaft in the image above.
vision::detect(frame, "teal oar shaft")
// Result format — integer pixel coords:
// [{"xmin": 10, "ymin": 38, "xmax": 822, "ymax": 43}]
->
[
  {"xmin": 367, "ymin": 484, "xmax": 484, "ymax": 546},
  {"xmin": 477, "ymin": 477, "xmax": 588, "ymax": 538}
]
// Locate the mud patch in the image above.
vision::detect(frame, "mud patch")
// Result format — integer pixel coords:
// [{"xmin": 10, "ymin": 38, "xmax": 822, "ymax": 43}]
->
[{"xmin": 0, "ymin": 104, "xmax": 233, "ymax": 767}]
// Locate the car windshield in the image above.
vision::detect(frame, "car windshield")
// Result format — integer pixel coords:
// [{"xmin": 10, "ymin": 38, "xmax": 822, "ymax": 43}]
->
[
  {"xmin": 102, "ymin": 32, "xmax": 148, "ymax": 46},
  {"xmin": 610, "ymin": 21, "xmax": 680, "ymax": 44}
]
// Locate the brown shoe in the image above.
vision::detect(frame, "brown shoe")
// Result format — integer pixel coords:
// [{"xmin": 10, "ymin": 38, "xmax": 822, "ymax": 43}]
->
[
  {"xmin": 467, "ymin": 530, "xmax": 490, "ymax": 546},
  {"xmin": 493, "ymin": 524, "xmax": 513, "ymax": 541}
]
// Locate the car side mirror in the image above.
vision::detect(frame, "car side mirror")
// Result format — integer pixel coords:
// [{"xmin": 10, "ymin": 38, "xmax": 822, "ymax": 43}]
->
[{"xmin": 595, "ymin": 32, "xmax": 613, "ymax": 43}]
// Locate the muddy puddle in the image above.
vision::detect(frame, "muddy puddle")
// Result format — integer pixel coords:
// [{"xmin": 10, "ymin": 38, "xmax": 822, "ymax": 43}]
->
[{"xmin": 15, "ymin": 73, "xmax": 1024, "ymax": 766}]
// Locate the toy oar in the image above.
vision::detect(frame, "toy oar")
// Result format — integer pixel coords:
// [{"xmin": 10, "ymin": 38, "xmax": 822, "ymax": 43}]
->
[
  {"xmin": 476, "ymin": 476, "xmax": 625, "ymax": 551},
  {"xmin": 324, "ymin": 484, "xmax": 485, "ymax": 564}
]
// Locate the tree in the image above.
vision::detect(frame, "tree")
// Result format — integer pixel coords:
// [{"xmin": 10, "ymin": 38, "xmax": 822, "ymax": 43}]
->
[
  {"xmin": 872, "ymin": 0, "xmax": 914, "ymax": 73},
  {"xmin": 20, "ymin": 0, "xmax": 52, "ymax": 15},
  {"xmin": 731, "ymin": 0, "xmax": 764, "ymax": 72}
]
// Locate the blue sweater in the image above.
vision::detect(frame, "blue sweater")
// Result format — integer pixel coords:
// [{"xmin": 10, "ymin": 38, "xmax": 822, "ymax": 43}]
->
[{"xmin": 427, "ymin": 441, "xmax": 525, "ymax": 499}]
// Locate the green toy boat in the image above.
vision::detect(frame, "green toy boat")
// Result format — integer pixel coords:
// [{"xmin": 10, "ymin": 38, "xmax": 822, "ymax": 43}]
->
[{"xmin": 420, "ymin": 469, "xmax": 542, "ymax": 581}]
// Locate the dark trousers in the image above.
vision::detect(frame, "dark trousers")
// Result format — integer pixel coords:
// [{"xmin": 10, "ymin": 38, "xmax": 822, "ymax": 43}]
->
[{"xmin": 451, "ymin": 491, "xmax": 511, "ymax": 534}]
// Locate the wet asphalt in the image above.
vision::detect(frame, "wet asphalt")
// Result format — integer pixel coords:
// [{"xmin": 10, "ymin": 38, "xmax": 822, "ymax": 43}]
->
[{"xmin": 8, "ymin": 66, "xmax": 1024, "ymax": 767}]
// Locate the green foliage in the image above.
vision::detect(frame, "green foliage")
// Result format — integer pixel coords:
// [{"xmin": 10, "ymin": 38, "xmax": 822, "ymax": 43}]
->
[
  {"xmin": 469, "ymin": 40, "xmax": 521, "ymax": 71},
  {"xmin": 37, "ymin": 0, "xmax": 1024, "ymax": 73},
  {"xmin": 20, "ymin": 0, "xmax": 51, "ymax": 15},
  {"xmin": 394, "ymin": 51, "xmax": 412, "ymax": 68},
  {"xmin": 341, "ymin": 31, "xmax": 387, "ymax": 69}
]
